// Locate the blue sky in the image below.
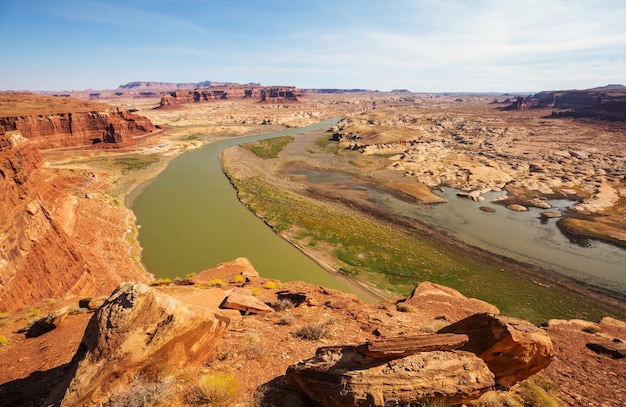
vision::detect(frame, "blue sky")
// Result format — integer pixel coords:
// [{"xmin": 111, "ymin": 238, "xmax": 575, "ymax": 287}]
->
[{"xmin": 1, "ymin": 0, "xmax": 625, "ymax": 92}]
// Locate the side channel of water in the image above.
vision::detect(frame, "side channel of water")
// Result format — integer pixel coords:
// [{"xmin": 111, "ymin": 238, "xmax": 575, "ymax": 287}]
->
[{"xmin": 130, "ymin": 120, "xmax": 374, "ymax": 299}]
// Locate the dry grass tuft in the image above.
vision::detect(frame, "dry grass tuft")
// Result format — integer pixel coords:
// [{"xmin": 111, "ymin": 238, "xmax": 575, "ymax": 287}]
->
[{"xmin": 188, "ymin": 373, "xmax": 239, "ymax": 407}]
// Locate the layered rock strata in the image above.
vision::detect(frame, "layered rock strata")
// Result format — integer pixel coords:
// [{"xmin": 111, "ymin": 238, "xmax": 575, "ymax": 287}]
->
[
  {"xmin": 158, "ymin": 85, "xmax": 299, "ymax": 108},
  {"xmin": 0, "ymin": 93, "xmax": 156, "ymax": 149},
  {"xmin": 47, "ymin": 282, "xmax": 230, "ymax": 406}
]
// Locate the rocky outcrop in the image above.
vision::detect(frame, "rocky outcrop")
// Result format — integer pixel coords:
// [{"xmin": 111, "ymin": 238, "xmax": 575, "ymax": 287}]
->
[
  {"xmin": 439, "ymin": 313, "xmax": 554, "ymax": 388},
  {"xmin": 158, "ymin": 85, "xmax": 299, "ymax": 108},
  {"xmin": 0, "ymin": 93, "xmax": 156, "ymax": 149},
  {"xmin": 0, "ymin": 130, "xmax": 150, "ymax": 312},
  {"xmin": 47, "ymin": 282, "xmax": 230, "ymax": 407},
  {"xmin": 286, "ymin": 336, "xmax": 495, "ymax": 406},
  {"xmin": 0, "ymin": 132, "xmax": 95, "ymax": 311},
  {"xmin": 287, "ymin": 311, "xmax": 554, "ymax": 406}
]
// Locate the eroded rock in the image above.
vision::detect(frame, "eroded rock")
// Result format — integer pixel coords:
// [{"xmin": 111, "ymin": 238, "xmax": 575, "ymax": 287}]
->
[
  {"xmin": 47, "ymin": 282, "xmax": 229, "ymax": 407},
  {"xmin": 439, "ymin": 313, "xmax": 554, "ymax": 387},
  {"xmin": 286, "ymin": 344, "xmax": 494, "ymax": 407}
]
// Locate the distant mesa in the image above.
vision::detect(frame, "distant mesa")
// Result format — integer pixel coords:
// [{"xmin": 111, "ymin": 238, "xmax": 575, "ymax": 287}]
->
[
  {"xmin": 158, "ymin": 84, "xmax": 300, "ymax": 108},
  {"xmin": 500, "ymin": 84, "xmax": 626, "ymax": 121}
]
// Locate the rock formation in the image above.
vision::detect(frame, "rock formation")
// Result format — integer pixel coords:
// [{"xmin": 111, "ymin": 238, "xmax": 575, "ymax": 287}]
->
[
  {"xmin": 0, "ymin": 93, "xmax": 156, "ymax": 149},
  {"xmin": 47, "ymin": 282, "xmax": 230, "ymax": 406},
  {"xmin": 286, "ymin": 337, "xmax": 495, "ymax": 406},
  {"xmin": 158, "ymin": 85, "xmax": 299, "ymax": 108},
  {"xmin": 287, "ymin": 312, "xmax": 554, "ymax": 406},
  {"xmin": 0, "ymin": 131, "xmax": 95, "ymax": 311},
  {"xmin": 439, "ymin": 313, "xmax": 554, "ymax": 388}
]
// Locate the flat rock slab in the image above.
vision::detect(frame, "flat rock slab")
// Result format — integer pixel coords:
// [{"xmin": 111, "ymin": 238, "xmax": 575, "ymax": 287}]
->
[
  {"xmin": 357, "ymin": 333, "xmax": 469, "ymax": 359},
  {"xmin": 287, "ymin": 346, "xmax": 494, "ymax": 407},
  {"xmin": 221, "ymin": 288, "xmax": 274, "ymax": 314},
  {"xmin": 586, "ymin": 338, "xmax": 626, "ymax": 359}
]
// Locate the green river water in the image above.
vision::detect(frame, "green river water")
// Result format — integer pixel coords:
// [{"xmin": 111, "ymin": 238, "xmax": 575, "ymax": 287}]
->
[{"xmin": 130, "ymin": 120, "xmax": 369, "ymax": 298}]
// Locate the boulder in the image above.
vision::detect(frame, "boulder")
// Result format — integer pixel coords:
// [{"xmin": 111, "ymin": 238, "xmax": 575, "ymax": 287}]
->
[
  {"xmin": 405, "ymin": 282, "xmax": 500, "ymax": 321},
  {"xmin": 25, "ymin": 306, "xmax": 70, "ymax": 338},
  {"xmin": 46, "ymin": 282, "xmax": 230, "ymax": 407},
  {"xmin": 221, "ymin": 287, "xmax": 274, "ymax": 314},
  {"xmin": 286, "ymin": 344, "xmax": 495, "ymax": 406},
  {"xmin": 507, "ymin": 204, "xmax": 529, "ymax": 211},
  {"xmin": 439, "ymin": 313, "xmax": 554, "ymax": 387},
  {"xmin": 586, "ymin": 338, "xmax": 626, "ymax": 359}
]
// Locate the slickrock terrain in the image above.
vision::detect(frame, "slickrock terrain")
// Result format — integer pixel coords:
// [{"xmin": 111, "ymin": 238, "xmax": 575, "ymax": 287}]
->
[
  {"xmin": 0, "ymin": 259, "xmax": 623, "ymax": 406},
  {"xmin": 0, "ymin": 93, "xmax": 156, "ymax": 149}
]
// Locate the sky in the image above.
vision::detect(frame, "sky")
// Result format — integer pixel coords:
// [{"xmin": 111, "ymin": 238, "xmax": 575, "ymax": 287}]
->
[{"xmin": 1, "ymin": 0, "xmax": 625, "ymax": 93}]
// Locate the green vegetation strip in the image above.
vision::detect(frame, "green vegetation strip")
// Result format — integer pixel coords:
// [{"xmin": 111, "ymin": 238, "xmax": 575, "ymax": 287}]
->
[
  {"xmin": 241, "ymin": 136, "xmax": 294, "ymax": 158},
  {"xmin": 227, "ymin": 172, "xmax": 620, "ymax": 325}
]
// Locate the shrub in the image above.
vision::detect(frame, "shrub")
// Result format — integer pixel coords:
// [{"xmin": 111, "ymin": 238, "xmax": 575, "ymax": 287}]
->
[
  {"xmin": 263, "ymin": 281, "xmax": 279, "ymax": 289},
  {"xmin": 277, "ymin": 314, "xmax": 295, "ymax": 326},
  {"xmin": 207, "ymin": 279, "xmax": 223, "ymax": 288},
  {"xmin": 395, "ymin": 301, "xmax": 419, "ymax": 313},
  {"xmin": 27, "ymin": 308, "xmax": 41, "ymax": 318},
  {"xmin": 232, "ymin": 274, "xmax": 246, "ymax": 284},
  {"xmin": 250, "ymin": 287, "xmax": 263, "ymax": 297},
  {"xmin": 0, "ymin": 335, "xmax": 8, "ymax": 347},
  {"xmin": 271, "ymin": 298, "xmax": 294, "ymax": 311},
  {"xmin": 189, "ymin": 373, "xmax": 239, "ymax": 406},
  {"xmin": 293, "ymin": 323, "xmax": 330, "ymax": 341},
  {"xmin": 108, "ymin": 374, "xmax": 173, "ymax": 407},
  {"xmin": 517, "ymin": 375, "xmax": 560, "ymax": 407}
]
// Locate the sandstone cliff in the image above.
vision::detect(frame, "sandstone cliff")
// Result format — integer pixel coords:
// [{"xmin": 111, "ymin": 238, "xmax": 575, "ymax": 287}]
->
[
  {"xmin": 0, "ymin": 131, "xmax": 150, "ymax": 312},
  {"xmin": 0, "ymin": 93, "xmax": 156, "ymax": 149},
  {"xmin": 158, "ymin": 85, "xmax": 299, "ymax": 108}
]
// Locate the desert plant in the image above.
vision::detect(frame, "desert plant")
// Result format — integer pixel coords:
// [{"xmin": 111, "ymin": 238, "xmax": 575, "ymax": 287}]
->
[
  {"xmin": 517, "ymin": 375, "xmax": 560, "ymax": 407},
  {"xmin": 395, "ymin": 301, "xmax": 420, "ymax": 313},
  {"xmin": 0, "ymin": 335, "xmax": 8, "ymax": 347},
  {"xmin": 27, "ymin": 308, "xmax": 41, "ymax": 318},
  {"xmin": 232, "ymin": 274, "xmax": 246, "ymax": 284},
  {"xmin": 188, "ymin": 373, "xmax": 239, "ymax": 406},
  {"xmin": 277, "ymin": 313, "xmax": 295, "ymax": 325},
  {"xmin": 263, "ymin": 281, "xmax": 279, "ymax": 289},
  {"xmin": 207, "ymin": 279, "xmax": 223, "ymax": 288},
  {"xmin": 108, "ymin": 374, "xmax": 173, "ymax": 407},
  {"xmin": 293, "ymin": 322, "xmax": 330, "ymax": 341},
  {"xmin": 271, "ymin": 298, "xmax": 294, "ymax": 311},
  {"xmin": 250, "ymin": 287, "xmax": 263, "ymax": 296}
]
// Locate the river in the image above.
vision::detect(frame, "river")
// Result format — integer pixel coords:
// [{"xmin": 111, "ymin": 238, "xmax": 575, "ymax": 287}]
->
[{"xmin": 130, "ymin": 120, "xmax": 378, "ymax": 299}]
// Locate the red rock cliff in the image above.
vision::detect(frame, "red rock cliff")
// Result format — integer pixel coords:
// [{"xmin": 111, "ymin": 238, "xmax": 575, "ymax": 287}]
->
[
  {"xmin": 0, "ymin": 93, "xmax": 156, "ymax": 150},
  {"xmin": 159, "ymin": 85, "xmax": 299, "ymax": 108},
  {"xmin": 0, "ymin": 131, "xmax": 150, "ymax": 312}
]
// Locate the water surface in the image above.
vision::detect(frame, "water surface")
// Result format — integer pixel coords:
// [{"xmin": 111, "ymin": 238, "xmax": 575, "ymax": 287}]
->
[{"xmin": 131, "ymin": 120, "xmax": 368, "ymax": 296}]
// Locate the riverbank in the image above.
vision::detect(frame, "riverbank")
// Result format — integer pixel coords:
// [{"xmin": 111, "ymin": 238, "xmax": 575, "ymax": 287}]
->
[{"xmin": 220, "ymin": 134, "xmax": 626, "ymax": 323}]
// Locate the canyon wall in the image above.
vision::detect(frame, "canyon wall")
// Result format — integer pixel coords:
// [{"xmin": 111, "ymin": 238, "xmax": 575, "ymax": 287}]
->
[
  {"xmin": 0, "ymin": 93, "xmax": 156, "ymax": 150},
  {"xmin": 0, "ymin": 131, "xmax": 151, "ymax": 311},
  {"xmin": 159, "ymin": 85, "xmax": 299, "ymax": 108}
]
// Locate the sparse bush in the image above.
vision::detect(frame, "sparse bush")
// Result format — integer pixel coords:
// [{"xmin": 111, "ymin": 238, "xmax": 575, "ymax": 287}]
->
[
  {"xmin": 277, "ymin": 314, "xmax": 295, "ymax": 325},
  {"xmin": 250, "ymin": 287, "xmax": 263, "ymax": 296},
  {"xmin": 293, "ymin": 323, "xmax": 330, "ymax": 341},
  {"xmin": 517, "ymin": 375, "xmax": 560, "ymax": 407},
  {"xmin": 271, "ymin": 298, "xmax": 294, "ymax": 311},
  {"xmin": 150, "ymin": 278, "xmax": 172, "ymax": 286},
  {"xmin": 468, "ymin": 390, "xmax": 522, "ymax": 406},
  {"xmin": 395, "ymin": 301, "xmax": 419, "ymax": 313},
  {"xmin": 188, "ymin": 373, "xmax": 239, "ymax": 406},
  {"xmin": 27, "ymin": 308, "xmax": 41, "ymax": 318},
  {"xmin": 0, "ymin": 335, "xmax": 8, "ymax": 347},
  {"xmin": 207, "ymin": 279, "xmax": 223, "ymax": 288},
  {"xmin": 108, "ymin": 374, "xmax": 173, "ymax": 407},
  {"xmin": 232, "ymin": 274, "xmax": 246, "ymax": 284},
  {"xmin": 263, "ymin": 281, "xmax": 279, "ymax": 289}
]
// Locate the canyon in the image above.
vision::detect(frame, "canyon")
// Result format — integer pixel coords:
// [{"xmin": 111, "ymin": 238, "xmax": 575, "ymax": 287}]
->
[{"xmin": 0, "ymin": 86, "xmax": 625, "ymax": 406}]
